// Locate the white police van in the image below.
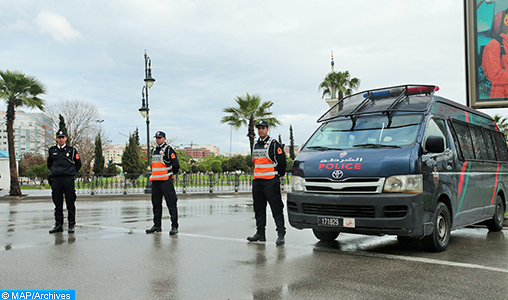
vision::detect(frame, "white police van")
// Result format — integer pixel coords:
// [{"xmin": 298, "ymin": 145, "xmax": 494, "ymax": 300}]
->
[{"xmin": 288, "ymin": 85, "xmax": 507, "ymax": 251}]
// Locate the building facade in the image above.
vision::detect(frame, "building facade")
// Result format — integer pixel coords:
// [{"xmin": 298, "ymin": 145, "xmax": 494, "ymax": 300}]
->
[
  {"xmin": 104, "ymin": 143, "xmax": 125, "ymax": 165},
  {"xmin": 182, "ymin": 144, "xmax": 220, "ymax": 159},
  {"xmin": 0, "ymin": 111, "xmax": 54, "ymax": 157}
]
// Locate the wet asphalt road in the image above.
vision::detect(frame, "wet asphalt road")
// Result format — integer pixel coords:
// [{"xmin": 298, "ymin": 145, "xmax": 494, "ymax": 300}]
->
[{"xmin": 1, "ymin": 193, "xmax": 507, "ymax": 300}]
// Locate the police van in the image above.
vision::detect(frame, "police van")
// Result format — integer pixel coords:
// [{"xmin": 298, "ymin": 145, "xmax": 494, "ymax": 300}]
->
[{"xmin": 288, "ymin": 84, "xmax": 507, "ymax": 251}]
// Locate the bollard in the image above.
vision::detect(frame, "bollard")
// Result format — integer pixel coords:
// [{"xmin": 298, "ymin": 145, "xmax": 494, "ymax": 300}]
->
[
  {"xmin": 183, "ymin": 173, "xmax": 187, "ymax": 194},
  {"xmin": 209, "ymin": 172, "xmax": 213, "ymax": 193}
]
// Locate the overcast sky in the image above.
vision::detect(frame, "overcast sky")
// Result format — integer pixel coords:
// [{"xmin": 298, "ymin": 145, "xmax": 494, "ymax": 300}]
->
[{"xmin": 1, "ymin": 1, "xmax": 502, "ymax": 154}]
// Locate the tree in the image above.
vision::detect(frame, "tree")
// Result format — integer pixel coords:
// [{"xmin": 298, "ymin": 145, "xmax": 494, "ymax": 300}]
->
[
  {"xmin": 198, "ymin": 155, "xmax": 225, "ymax": 172},
  {"xmin": 58, "ymin": 114, "xmax": 69, "ymax": 143},
  {"xmin": 493, "ymin": 114, "xmax": 508, "ymax": 138},
  {"xmin": 44, "ymin": 99, "xmax": 105, "ymax": 173},
  {"xmin": 26, "ymin": 164, "xmax": 50, "ymax": 186},
  {"xmin": 245, "ymin": 154, "xmax": 253, "ymax": 171},
  {"xmin": 133, "ymin": 127, "xmax": 147, "ymax": 168},
  {"xmin": 221, "ymin": 93, "xmax": 281, "ymax": 153},
  {"xmin": 210, "ymin": 160, "xmax": 222, "ymax": 173},
  {"xmin": 104, "ymin": 160, "xmax": 120, "ymax": 177},
  {"xmin": 278, "ymin": 134, "xmax": 283, "ymax": 145},
  {"xmin": 0, "ymin": 70, "xmax": 46, "ymax": 196},
  {"xmin": 175, "ymin": 148, "xmax": 191, "ymax": 173},
  {"xmin": 289, "ymin": 125, "xmax": 296, "ymax": 159},
  {"xmin": 319, "ymin": 70, "xmax": 360, "ymax": 100},
  {"xmin": 121, "ymin": 130, "xmax": 145, "ymax": 180},
  {"xmin": 285, "ymin": 157, "xmax": 294, "ymax": 173},
  {"xmin": 230, "ymin": 155, "xmax": 250, "ymax": 172},
  {"xmin": 19, "ymin": 152, "xmax": 46, "ymax": 177},
  {"xmin": 93, "ymin": 133, "xmax": 105, "ymax": 174},
  {"xmin": 221, "ymin": 158, "xmax": 232, "ymax": 173}
]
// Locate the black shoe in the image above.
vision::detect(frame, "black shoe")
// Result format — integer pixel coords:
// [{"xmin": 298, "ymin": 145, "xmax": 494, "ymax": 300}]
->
[
  {"xmin": 276, "ymin": 236, "xmax": 285, "ymax": 246},
  {"xmin": 49, "ymin": 224, "xmax": 63, "ymax": 234},
  {"xmin": 169, "ymin": 228, "xmax": 178, "ymax": 235},
  {"xmin": 145, "ymin": 226, "xmax": 162, "ymax": 234},
  {"xmin": 68, "ymin": 225, "xmax": 75, "ymax": 234},
  {"xmin": 247, "ymin": 233, "xmax": 266, "ymax": 242}
]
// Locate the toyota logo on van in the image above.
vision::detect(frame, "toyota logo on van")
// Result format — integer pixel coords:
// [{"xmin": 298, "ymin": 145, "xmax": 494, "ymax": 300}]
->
[{"xmin": 332, "ymin": 170, "xmax": 344, "ymax": 180}]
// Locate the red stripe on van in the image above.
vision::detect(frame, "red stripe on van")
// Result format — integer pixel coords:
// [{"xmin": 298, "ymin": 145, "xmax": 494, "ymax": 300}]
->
[
  {"xmin": 491, "ymin": 163, "xmax": 500, "ymax": 205},
  {"xmin": 458, "ymin": 161, "xmax": 468, "ymax": 197},
  {"xmin": 465, "ymin": 111, "xmax": 470, "ymax": 122}
]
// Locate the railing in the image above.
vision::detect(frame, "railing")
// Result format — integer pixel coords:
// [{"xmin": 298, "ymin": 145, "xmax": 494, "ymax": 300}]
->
[{"xmin": 75, "ymin": 172, "xmax": 292, "ymax": 195}]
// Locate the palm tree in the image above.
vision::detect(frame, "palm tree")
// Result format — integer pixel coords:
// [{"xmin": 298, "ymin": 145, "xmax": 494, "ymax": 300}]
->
[
  {"xmin": 493, "ymin": 114, "xmax": 508, "ymax": 139},
  {"xmin": 318, "ymin": 70, "xmax": 361, "ymax": 100},
  {"xmin": 0, "ymin": 70, "xmax": 46, "ymax": 196},
  {"xmin": 221, "ymin": 93, "xmax": 281, "ymax": 152}
]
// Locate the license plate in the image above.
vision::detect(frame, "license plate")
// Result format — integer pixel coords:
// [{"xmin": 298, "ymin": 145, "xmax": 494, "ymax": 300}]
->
[
  {"xmin": 318, "ymin": 216, "xmax": 355, "ymax": 228},
  {"xmin": 318, "ymin": 216, "xmax": 341, "ymax": 227}
]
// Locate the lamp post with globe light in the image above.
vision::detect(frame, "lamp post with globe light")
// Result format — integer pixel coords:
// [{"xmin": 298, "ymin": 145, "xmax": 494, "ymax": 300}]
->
[{"xmin": 139, "ymin": 50, "xmax": 155, "ymax": 194}]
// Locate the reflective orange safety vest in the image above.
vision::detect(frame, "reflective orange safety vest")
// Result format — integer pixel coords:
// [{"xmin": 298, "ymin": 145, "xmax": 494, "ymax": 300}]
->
[
  {"xmin": 252, "ymin": 138, "xmax": 278, "ymax": 180},
  {"xmin": 149, "ymin": 144, "xmax": 173, "ymax": 181}
]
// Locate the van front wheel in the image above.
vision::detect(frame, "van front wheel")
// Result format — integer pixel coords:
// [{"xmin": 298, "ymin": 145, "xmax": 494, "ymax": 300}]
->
[
  {"xmin": 486, "ymin": 195, "xmax": 505, "ymax": 232},
  {"xmin": 422, "ymin": 202, "xmax": 451, "ymax": 252},
  {"xmin": 312, "ymin": 229, "xmax": 340, "ymax": 242}
]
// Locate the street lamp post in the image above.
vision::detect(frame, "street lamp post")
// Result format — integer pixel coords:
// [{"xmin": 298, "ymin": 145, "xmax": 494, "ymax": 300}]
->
[
  {"xmin": 95, "ymin": 119, "xmax": 104, "ymax": 137},
  {"xmin": 139, "ymin": 50, "xmax": 155, "ymax": 194}
]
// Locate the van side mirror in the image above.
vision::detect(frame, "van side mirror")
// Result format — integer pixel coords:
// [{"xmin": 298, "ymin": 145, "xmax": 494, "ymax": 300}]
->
[{"xmin": 425, "ymin": 135, "xmax": 445, "ymax": 153}]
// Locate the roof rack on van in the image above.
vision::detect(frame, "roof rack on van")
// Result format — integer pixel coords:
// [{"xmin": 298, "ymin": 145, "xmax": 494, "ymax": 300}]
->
[{"xmin": 317, "ymin": 84, "xmax": 439, "ymax": 123}]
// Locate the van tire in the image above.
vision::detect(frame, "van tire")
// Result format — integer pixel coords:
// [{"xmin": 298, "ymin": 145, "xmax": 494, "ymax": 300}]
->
[
  {"xmin": 422, "ymin": 202, "xmax": 451, "ymax": 252},
  {"xmin": 312, "ymin": 229, "xmax": 340, "ymax": 242},
  {"xmin": 486, "ymin": 195, "xmax": 505, "ymax": 232}
]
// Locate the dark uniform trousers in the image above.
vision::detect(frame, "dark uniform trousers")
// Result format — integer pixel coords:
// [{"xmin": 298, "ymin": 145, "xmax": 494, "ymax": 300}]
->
[
  {"xmin": 252, "ymin": 177, "xmax": 286, "ymax": 236},
  {"xmin": 151, "ymin": 178, "xmax": 178, "ymax": 229},
  {"xmin": 51, "ymin": 176, "xmax": 76, "ymax": 225}
]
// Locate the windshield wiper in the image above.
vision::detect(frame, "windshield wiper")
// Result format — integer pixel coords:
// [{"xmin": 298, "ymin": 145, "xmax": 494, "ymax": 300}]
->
[
  {"xmin": 306, "ymin": 146, "xmax": 342, "ymax": 151},
  {"xmin": 352, "ymin": 143, "xmax": 401, "ymax": 148}
]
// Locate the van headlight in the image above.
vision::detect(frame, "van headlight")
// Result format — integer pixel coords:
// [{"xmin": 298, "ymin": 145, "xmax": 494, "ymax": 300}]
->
[
  {"xmin": 291, "ymin": 176, "xmax": 306, "ymax": 192},
  {"xmin": 383, "ymin": 175, "xmax": 422, "ymax": 193}
]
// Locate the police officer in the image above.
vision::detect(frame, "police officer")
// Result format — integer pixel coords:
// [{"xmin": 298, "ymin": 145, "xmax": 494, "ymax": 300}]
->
[
  {"xmin": 247, "ymin": 120, "xmax": 287, "ymax": 245},
  {"xmin": 146, "ymin": 131, "xmax": 180, "ymax": 235},
  {"xmin": 47, "ymin": 131, "xmax": 82, "ymax": 234}
]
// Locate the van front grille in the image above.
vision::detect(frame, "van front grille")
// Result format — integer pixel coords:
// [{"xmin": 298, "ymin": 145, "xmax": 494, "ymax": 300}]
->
[
  {"xmin": 304, "ymin": 177, "xmax": 385, "ymax": 194},
  {"xmin": 302, "ymin": 203, "xmax": 375, "ymax": 218}
]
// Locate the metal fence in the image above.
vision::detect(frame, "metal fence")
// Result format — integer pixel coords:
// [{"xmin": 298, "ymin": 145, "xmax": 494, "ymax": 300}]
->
[{"xmin": 75, "ymin": 172, "xmax": 292, "ymax": 195}]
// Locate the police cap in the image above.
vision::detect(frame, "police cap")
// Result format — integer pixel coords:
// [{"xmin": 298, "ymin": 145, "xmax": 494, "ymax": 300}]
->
[
  {"xmin": 255, "ymin": 120, "xmax": 269, "ymax": 128},
  {"xmin": 56, "ymin": 131, "xmax": 67, "ymax": 138},
  {"xmin": 154, "ymin": 131, "xmax": 166, "ymax": 138}
]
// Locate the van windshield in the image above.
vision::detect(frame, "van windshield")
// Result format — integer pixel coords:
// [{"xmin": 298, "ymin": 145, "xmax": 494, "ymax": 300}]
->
[{"xmin": 304, "ymin": 114, "xmax": 422, "ymax": 150}]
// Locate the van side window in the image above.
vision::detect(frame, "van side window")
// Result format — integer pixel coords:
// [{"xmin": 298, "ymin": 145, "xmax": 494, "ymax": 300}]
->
[
  {"xmin": 481, "ymin": 128, "xmax": 497, "ymax": 161},
  {"xmin": 493, "ymin": 130, "xmax": 508, "ymax": 161},
  {"xmin": 470, "ymin": 124, "xmax": 492, "ymax": 160},
  {"xmin": 447, "ymin": 119, "xmax": 463, "ymax": 160},
  {"xmin": 451, "ymin": 120, "xmax": 475, "ymax": 160},
  {"xmin": 424, "ymin": 118, "xmax": 446, "ymax": 150}
]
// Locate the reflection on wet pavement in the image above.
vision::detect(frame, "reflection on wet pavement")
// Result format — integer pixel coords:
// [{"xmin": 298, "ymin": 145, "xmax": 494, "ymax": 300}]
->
[{"xmin": 1, "ymin": 194, "xmax": 508, "ymax": 299}]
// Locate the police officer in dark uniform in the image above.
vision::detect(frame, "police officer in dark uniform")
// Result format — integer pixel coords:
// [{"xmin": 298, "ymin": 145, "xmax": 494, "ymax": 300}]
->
[
  {"xmin": 248, "ymin": 120, "xmax": 287, "ymax": 245},
  {"xmin": 146, "ymin": 131, "xmax": 180, "ymax": 236},
  {"xmin": 47, "ymin": 131, "xmax": 82, "ymax": 234}
]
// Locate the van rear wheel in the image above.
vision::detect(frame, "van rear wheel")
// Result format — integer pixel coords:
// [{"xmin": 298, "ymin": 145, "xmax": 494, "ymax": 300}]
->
[
  {"xmin": 422, "ymin": 202, "xmax": 451, "ymax": 252},
  {"xmin": 312, "ymin": 229, "xmax": 340, "ymax": 242},
  {"xmin": 486, "ymin": 195, "xmax": 505, "ymax": 232}
]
